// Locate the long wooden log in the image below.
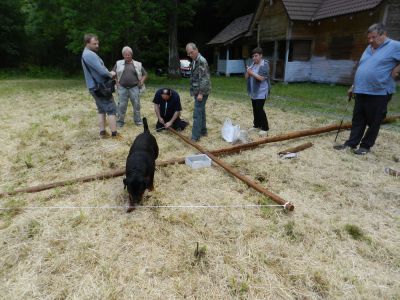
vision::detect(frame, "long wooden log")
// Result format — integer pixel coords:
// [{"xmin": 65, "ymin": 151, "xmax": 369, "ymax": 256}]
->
[
  {"xmin": 1, "ymin": 115, "xmax": 398, "ymax": 198},
  {"xmin": 168, "ymin": 128, "xmax": 294, "ymax": 211},
  {"xmin": 278, "ymin": 142, "xmax": 313, "ymax": 156},
  {"xmin": 0, "ymin": 159, "xmax": 188, "ymax": 197},
  {"xmin": 211, "ymin": 115, "xmax": 400, "ymax": 156}
]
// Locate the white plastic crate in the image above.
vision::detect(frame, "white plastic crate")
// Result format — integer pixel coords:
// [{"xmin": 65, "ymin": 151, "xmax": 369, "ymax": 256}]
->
[{"xmin": 185, "ymin": 154, "xmax": 212, "ymax": 169}]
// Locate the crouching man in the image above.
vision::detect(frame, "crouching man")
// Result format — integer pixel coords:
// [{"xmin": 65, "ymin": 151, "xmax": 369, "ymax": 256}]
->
[{"xmin": 153, "ymin": 88, "xmax": 188, "ymax": 131}]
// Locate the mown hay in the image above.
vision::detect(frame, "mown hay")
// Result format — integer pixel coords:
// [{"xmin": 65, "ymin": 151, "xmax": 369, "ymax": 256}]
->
[{"xmin": 0, "ymin": 80, "xmax": 399, "ymax": 299}]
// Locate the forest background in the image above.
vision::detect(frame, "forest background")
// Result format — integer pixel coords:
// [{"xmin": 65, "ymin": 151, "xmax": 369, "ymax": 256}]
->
[{"xmin": 0, "ymin": 0, "xmax": 259, "ymax": 75}]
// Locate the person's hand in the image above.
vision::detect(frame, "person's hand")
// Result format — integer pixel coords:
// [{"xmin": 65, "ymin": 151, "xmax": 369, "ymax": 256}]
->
[
  {"xmin": 197, "ymin": 94, "xmax": 203, "ymax": 101},
  {"xmin": 110, "ymin": 71, "xmax": 116, "ymax": 77},
  {"xmin": 246, "ymin": 67, "xmax": 254, "ymax": 76},
  {"xmin": 392, "ymin": 65, "xmax": 400, "ymax": 80},
  {"xmin": 347, "ymin": 85, "xmax": 354, "ymax": 98},
  {"xmin": 158, "ymin": 117, "xmax": 165, "ymax": 124},
  {"xmin": 165, "ymin": 121, "xmax": 172, "ymax": 128},
  {"xmin": 138, "ymin": 79, "xmax": 144, "ymax": 87}
]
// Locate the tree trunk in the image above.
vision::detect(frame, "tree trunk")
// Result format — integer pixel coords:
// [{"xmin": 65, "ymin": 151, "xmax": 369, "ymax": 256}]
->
[{"xmin": 168, "ymin": 0, "xmax": 181, "ymax": 78}]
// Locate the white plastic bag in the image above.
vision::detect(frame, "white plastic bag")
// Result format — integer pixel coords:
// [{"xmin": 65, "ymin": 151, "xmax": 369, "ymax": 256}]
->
[{"xmin": 221, "ymin": 118, "xmax": 241, "ymax": 143}]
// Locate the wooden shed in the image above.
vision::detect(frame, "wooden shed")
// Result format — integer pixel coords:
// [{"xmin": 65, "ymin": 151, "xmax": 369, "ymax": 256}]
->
[
  {"xmin": 250, "ymin": 0, "xmax": 400, "ymax": 84},
  {"xmin": 208, "ymin": 14, "xmax": 257, "ymax": 76}
]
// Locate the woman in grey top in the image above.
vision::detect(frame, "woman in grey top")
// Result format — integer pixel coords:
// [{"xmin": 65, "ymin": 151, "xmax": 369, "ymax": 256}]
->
[{"xmin": 245, "ymin": 47, "xmax": 271, "ymax": 135}]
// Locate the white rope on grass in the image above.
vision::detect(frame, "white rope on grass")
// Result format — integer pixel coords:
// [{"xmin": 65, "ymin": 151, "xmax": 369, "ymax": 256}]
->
[{"xmin": 0, "ymin": 204, "xmax": 285, "ymax": 210}]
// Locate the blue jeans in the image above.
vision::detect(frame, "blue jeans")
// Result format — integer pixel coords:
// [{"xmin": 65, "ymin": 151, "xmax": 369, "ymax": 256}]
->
[
  {"xmin": 192, "ymin": 94, "xmax": 208, "ymax": 140},
  {"xmin": 117, "ymin": 86, "xmax": 141, "ymax": 125}
]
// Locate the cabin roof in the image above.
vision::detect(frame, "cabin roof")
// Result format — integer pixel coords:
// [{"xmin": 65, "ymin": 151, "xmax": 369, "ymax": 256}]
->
[{"xmin": 208, "ymin": 14, "xmax": 254, "ymax": 45}]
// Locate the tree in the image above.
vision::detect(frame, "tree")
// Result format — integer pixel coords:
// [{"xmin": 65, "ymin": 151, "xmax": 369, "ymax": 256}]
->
[{"xmin": 0, "ymin": 0, "xmax": 26, "ymax": 67}]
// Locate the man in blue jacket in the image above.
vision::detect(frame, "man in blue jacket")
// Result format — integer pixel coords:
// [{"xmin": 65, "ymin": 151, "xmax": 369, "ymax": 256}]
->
[
  {"xmin": 334, "ymin": 23, "xmax": 400, "ymax": 155},
  {"xmin": 81, "ymin": 33, "xmax": 121, "ymax": 139}
]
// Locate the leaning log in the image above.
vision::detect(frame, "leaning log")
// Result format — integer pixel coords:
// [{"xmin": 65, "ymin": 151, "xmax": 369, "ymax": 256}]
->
[
  {"xmin": 168, "ymin": 128, "xmax": 294, "ymax": 211},
  {"xmin": 278, "ymin": 142, "xmax": 313, "ymax": 156}
]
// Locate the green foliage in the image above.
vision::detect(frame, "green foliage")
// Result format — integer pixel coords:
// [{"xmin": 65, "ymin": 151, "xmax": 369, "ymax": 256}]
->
[
  {"xmin": 0, "ymin": 0, "xmax": 26, "ymax": 66},
  {"xmin": 344, "ymin": 224, "xmax": 370, "ymax": 242}
]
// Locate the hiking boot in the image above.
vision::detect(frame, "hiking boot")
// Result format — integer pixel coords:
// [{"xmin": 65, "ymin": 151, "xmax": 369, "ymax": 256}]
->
[
  {"xmin": 353, "ymin": 147, "xmax": 369, "ymax": 155},
  {"xmin": 333, "ymin": 144, "xmax": 354, "ymax": 150},
  {"xmin": 111, "ymin": 133, "xmax": 124, "ymax": 141}
]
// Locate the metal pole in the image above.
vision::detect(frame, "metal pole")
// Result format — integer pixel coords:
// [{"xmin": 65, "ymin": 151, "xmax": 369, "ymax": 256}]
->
[{"xmin": 334, "ymin": 95, "xmax": 353, "ymax": 142}]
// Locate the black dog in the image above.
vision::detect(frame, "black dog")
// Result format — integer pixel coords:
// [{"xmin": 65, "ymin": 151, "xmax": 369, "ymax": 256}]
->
[{"xmin": 124, "ymin": 117, "xmax": 159, "ymax": 212}]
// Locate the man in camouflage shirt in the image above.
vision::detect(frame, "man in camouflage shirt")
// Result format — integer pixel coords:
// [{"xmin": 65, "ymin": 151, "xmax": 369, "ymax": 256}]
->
[{"xmin": 186, "ymin": 42, "xmax": 211, "ymax": 142}]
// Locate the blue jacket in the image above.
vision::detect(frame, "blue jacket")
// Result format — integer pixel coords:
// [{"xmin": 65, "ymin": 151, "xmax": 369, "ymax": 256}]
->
[{"xmin": 81, "ymin": 48, "xmax": 112, "ymax": 90}]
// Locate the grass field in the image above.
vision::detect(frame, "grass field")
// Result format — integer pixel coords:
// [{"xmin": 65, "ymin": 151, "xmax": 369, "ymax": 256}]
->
[{"xmin": 0, "ymin": 77, "xmax": 399, "ymax": 299}]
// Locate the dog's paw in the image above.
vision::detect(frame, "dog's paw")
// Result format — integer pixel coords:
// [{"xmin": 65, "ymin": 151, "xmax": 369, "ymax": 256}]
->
[{"xmin": 126, "ymin": 206, "xmax": 136, "ymax": 213}]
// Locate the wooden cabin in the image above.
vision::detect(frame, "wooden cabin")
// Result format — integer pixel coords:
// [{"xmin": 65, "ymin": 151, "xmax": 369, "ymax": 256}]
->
[
  {"xmin": 208, "ymin": 14, "xmax": 256, "ymax": 76},
  {"xmin": 250, "ymin": 0, "xmax": 400, "ymax": 84}
]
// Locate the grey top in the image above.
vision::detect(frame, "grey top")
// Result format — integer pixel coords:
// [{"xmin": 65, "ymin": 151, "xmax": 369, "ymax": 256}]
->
[
  {"xmin": 112, "ymin": 62, "xmax": 147, "ymax": 88},
  {"xmin": 81, "ymin": 48, "xmax": 112, "ymax": 90}
]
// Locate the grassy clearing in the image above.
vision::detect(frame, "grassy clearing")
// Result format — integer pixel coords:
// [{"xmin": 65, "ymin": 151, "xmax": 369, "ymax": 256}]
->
[{"xmin": 0, "ymin": 78, "xmax": 399, "ymax": 299}]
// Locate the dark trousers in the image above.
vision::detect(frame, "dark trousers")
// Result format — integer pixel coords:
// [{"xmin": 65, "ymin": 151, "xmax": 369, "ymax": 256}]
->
[
  {"xmin": 346, "ymin": 93, "xmax": 390, "ymax": 149},
  {"xmin": 251, "ymin": 99, "xmax": 269, "ymax": 131},
  {"xmin": 156, "ymin": 118, "xmax": 188, "ymax": 131}
]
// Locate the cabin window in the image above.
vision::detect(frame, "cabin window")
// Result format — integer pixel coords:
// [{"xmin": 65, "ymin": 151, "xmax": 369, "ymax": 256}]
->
[
  {"xmin": 289, "ymin": 40, "xmax": 312, "ymax": 61},
  {"xmin": 329, "ymin": 36, "xmax": 353, "ymax": 59}
]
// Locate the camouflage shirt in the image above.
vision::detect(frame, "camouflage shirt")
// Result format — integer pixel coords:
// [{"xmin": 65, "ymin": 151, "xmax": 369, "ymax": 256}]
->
[{"xmin": 190, "ymin": 54, "xmax": 211, "ymax": 96}]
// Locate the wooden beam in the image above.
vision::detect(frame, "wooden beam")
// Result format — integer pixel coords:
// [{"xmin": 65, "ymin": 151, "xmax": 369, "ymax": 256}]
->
[
  {"xmin": 168, "ymin": 128, "xmax": 294, "ymax": 211},
  {"xmin": 1, "ymin": 116, "xmax": 398, "ymax": 198},
  {"xmin": 278, "ymin": 142, "xmax": 313, "ymax": 155}
]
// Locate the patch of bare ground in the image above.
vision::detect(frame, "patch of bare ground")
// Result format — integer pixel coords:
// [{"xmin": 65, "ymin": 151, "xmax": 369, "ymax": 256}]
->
[{"xmin": 0, "ymin": 80, "xmax": 399, "ymax": 299}]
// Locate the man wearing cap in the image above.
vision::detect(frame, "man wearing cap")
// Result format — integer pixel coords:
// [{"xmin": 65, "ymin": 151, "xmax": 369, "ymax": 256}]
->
[{"xmin": 153, "ymin": 88, "xmax": 188, "ymax": 131}]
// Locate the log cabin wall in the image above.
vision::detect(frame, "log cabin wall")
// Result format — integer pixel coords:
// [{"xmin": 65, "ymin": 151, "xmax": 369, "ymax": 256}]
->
[
  {"xmin": 385, "ymin": 0, "xmax": 400, "ymax": 40},
  {"xmin": 258, "ymin": 0, "xmax": 289, "ymax": 41}
]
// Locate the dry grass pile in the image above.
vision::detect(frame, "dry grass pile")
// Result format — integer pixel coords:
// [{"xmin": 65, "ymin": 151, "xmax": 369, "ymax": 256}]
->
[{"xmin": 0, "ymin": 80, "xmax": 399, "ymax": 299}]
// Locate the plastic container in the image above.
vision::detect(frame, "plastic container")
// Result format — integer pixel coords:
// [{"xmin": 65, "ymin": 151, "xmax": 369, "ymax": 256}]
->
[{"xmin": 185, "ymin": 154, "xmax": 212, "ymax": 169}]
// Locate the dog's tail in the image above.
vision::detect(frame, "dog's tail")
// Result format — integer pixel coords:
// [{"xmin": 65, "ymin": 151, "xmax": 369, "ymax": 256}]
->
[{"xmin": 143, "ymin": 117, "xmax": 149, "ymax": 133}]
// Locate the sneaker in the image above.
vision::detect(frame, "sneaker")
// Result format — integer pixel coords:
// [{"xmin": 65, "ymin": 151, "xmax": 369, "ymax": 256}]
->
[
  {"xmin": 258, "ymin": 130, "xmax": 268, "ymax": 136},
  {"xmin": 353, "ymin": 147, "xmax": 369, "ymax": 155},
  {"xmin": 191, "ymin": 137, "xmax": 200, "ymax": 142},
  {"xmin": 248, "ymin": 127, "xmax": 258, "ymax": 132},
  {"xmin": 333, "ymin": 144, "xmax": 355, "ymax": 150},
  {"xmin": 99, "ymin": 131, "xmax": 110, "ymax": 139},
  {"xmin": 111, "ymin": 133, "xmax": 124, "ymax": 141},
  {"xmin": 135, "ymin": 121, "xmax": 143, "ymax": 126}
]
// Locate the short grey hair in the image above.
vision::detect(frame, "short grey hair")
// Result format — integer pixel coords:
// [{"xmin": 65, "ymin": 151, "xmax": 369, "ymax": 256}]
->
[
  {"xmin": 368, "ymin": 23, "xmax": 386, "ymax": 35},
  {"xmin": 186, "ymin": 42, "xmax": 197, "ymax": 50},
  {"xmin": 122, "ymin": 46, "xmax": 133, "ymax": 55}
]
